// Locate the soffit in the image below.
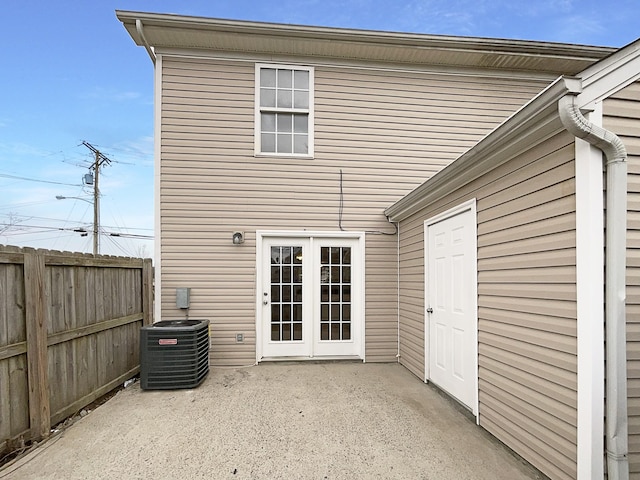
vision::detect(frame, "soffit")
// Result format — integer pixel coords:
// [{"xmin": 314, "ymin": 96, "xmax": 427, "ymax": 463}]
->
[{"xmin": 116, "ymin": 10, "xmax": 614, "ymax": 75}]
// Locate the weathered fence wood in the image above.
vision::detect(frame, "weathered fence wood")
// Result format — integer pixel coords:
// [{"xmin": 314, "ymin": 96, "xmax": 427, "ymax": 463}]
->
[
  {"xmin": 0, "ymin": 245, "xmax": 153, "ymax": 455},
  {"xmin": 23, "ymin": 250, "xmax": 50, "ymax": 442}
]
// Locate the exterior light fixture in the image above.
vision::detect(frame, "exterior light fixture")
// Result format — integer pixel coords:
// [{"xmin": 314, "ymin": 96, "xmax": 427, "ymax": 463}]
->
[{"xmin": 232, "ymin": 231, "xmax": 245, "ymax": 245}]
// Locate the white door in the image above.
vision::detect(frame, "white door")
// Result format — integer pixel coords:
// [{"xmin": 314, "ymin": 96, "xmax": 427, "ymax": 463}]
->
[
  {"xmin": 425, "ymin": 202, "xmax": 477, "ymax": 413},
  {"xmin": 260, "ymin": 235, "xmax": 362, "ymax": 360}
]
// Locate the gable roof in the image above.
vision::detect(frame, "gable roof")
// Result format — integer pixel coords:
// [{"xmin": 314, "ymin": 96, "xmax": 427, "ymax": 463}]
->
[{"xmin": 116, "ymin": 10, "xmax": 613, "ymax": 75}]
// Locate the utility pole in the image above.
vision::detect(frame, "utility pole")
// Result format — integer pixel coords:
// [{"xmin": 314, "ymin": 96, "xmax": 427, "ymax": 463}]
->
[{"xmin": 81, "ymin": 141, "xmax": 111, "ymax": 255}]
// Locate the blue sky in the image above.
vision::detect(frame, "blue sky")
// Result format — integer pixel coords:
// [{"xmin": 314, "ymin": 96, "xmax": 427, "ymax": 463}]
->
[{"xmin": 1, "ymin": 0, "xmax": 638, "ymax": 257}]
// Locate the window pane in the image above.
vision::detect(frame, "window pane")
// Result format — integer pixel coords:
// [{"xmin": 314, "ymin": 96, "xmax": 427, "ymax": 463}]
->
[
  {"xmin": 277, "ymin": 90, "xmax": 292, "ymax": 108},
  {"xmin": 261, "ymin": 113, "xmax": 276, "ymax": 132},
  {"xmin": 293, "ymin": 285, "xmax": 302, "ymax": 302},
  {"xmin": 342, "ymin": 304, "xmax": 351, "ymax": 321},
  {"xmin": 342, "ymin": 285, "xmax": 351, "ymax": 302},
  {"xmin": 262, "ymin": 133, "xmax": 276, "ymax": 153},
  {"xmin": 293, "ymin": 115, "xmax": 308, "ymax": 133},
  {"xmin": 331, "ymin": 266, "xmax": 340, "ymax": 283},
  {"xmin": 321, "ymin": 323, "xmax": 329, "ymax": 341},
  {"xmin": 293, "ymin": 322, "xmax": 302, "ymax": 341},
  {"xmin": 342, "ymin": 248, "xmax": 351, "ymax": 264},
  {"xmin": 293, "ymin": 266, "xmax": 302, "ymax": 284},
  {"xmin": 271, "ymin": 285, "xmax": 280, "ymax": 302},
  {"xmin": 293, "ymin": 135, "xmax": 308, "ymax": 154},
  {"xmin": 294, "ymin": 70, "xmax": 309, "ymax": 89},
  {"xmin": 271, "ymin": 324, "xmax": 280, "ymax": 341},
  {"xmin": 342, "ymin": 323, "xmax": 351, "ymax": 340},
  {"xmin": 331, "ymin": 285, "xmax": 340, "ymax": 302},
  {"xmin": 331, "ymin": 323, "xmax": 340, "ymax": 340},
  {"xmin": 320, "ymin": 266, "xmax": 329, "ymax": 283},
  {"xmin": 270, "ymin": 266, "xmax": 279, "ymax": 283},
  {"xmin": 277, "ymin": 134, "xmax": 292, "ymax": 153},
  {"xmin": 321, "ymin": 247, "xmax": 329, "ymax": 265},
  {"xmin": 271, "ymin": 246, "xmax": 280, "ymax": 264},
  {"xmin": 321, "ymin": 285, "xmax": 329, "ymax": 302},
  {"xmin": 294, "ymin": 91, "xmax": 308, "ymax": 109},
  {"xmin": 261, "ymin": 68, "xmax": 276, "ymax": 87},
  {"xmin": 342, "ymin": 266, "xmax": 351, "ymax": 283},
  {"xmin": 293, "ymin": 304, "xmax": 302, "ymax": 322},
  {"xmin": 282, "ymin": 323, "xmax": 291, "ymax": 341},
  {"xmin": 277, "ymin": 114, "xmax": 292, "ymax": 133},
  {"xmin": 278, "ymin": 69, "xmax": 292, "ymax": 88},
  {"xmin": 282, "ymin": 266, "xmax": 291, "ymax": 284},
  {"xmin": 293, "ymin": 247, "xmax": 303, "ymax": 264},
  {"xmin": 282, "ymin": 284, "xmax": 291, "ymax": 302},
  {"xmin": 260, "ymin": 88, "xmax": 276, "ymax": 108}
]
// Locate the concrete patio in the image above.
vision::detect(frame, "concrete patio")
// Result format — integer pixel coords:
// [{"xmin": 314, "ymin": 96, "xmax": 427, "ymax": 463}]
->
[{"xmin": 0, "ymin": 362, "xmax": 543, "ymax": 479}]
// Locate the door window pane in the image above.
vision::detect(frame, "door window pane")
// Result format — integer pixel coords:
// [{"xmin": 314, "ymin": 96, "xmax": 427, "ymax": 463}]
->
[
  {"xmin": 319, "ymin": 246, "xmax": 352, "ymax": 342},
  {"xmin": 270, "ymin": 245, "xmax": 304, "ymax": 342}
]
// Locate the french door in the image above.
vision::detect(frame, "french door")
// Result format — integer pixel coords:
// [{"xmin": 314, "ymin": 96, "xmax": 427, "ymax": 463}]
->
[{"xmin": 259, "ymin": 235, "xmax": 363, "ymax": 360}]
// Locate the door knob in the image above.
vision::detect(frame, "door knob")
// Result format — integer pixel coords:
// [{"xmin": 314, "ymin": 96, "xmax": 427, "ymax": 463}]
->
[{"xmin": 426, "ymin": 307, "xmax": 433, "ymax": 314}]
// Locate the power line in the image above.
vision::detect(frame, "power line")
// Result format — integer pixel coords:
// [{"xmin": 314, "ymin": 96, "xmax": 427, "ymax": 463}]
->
[
  {"xmin": 0, "ymin": 214, "xmax": 154, "ymax": 231},
  {"xmin": 0, "ymin": 223, "xmax": 154, "ymax": 239},
  {"xmin": 0, "ymin": 173, "xmax": 82, "ymax": 187}
]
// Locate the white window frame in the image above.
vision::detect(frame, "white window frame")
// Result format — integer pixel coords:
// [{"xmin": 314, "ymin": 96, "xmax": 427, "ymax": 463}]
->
[{"xmin": 254, "ymin": 63, "xmax": 314, "ymax": 158}]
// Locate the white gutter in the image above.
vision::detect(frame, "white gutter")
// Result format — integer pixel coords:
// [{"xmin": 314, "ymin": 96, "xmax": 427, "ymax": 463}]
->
[
  {"xmin": 559, "ymin": 94, "xmax": 629, "ymax": 480},
  {"xmin": 136, "ymin": 19, "xmax": 156, "ymax": 65}
]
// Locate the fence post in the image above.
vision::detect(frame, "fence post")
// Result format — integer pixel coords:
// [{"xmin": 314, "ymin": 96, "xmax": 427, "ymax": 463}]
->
[
  {"xmin": 24, "ymin": 249, "xmax": 50, "ymax": 441},
  {"xmin": 142, "ymin": 258, "xmax": 153, "ymax": 326}
]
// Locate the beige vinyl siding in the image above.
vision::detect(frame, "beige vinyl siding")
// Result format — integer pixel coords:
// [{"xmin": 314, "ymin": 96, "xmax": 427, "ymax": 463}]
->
[
  {"xmin": 159, "ymin": 55, "xmax": 551, "ymax": 366},
  {"xmin": 397, "ymin": 130, "xmax": 579, "ymax": 480},
  {"xmin": 604, "ymin": 81, "xmax": 640, "ymax": 476}
]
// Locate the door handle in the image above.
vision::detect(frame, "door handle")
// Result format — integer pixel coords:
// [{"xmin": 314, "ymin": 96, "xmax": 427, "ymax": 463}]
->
[{"xmin": 426, "ymin": 307, "xmax": 433, "ymax": 314}]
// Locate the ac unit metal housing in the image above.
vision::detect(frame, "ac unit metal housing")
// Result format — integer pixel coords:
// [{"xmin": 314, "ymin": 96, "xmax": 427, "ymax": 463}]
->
[{"xmin": 140, "ymin": 319, "xmax": 209, "ymax": 390}]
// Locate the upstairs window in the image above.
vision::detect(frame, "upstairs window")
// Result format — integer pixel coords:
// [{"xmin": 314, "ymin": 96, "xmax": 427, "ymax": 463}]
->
[{"xmin": 256, "ymin": 65, "xmax": 314, "ymax": 157}]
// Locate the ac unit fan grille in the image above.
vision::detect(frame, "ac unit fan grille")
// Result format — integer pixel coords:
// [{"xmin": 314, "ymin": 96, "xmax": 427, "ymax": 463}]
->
[{"xmin": 140, "ymin": 319, "xmax": 210, "ymax": 390}]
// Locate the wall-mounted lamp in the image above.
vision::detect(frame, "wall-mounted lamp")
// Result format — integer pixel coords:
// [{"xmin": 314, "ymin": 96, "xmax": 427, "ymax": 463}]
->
[{"xmin": 232, "ymin": 231, "xmax": 245, "ymax": 245}]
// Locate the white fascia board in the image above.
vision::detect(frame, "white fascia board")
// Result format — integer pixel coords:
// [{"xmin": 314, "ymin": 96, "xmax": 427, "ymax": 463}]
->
[
  {"xmin": 578, "ymin": 38, "xmax": 640, "ymax": 109},
  {"xmin": 385, "ymin": 76, "xmax": 581, "ymax": 222}
]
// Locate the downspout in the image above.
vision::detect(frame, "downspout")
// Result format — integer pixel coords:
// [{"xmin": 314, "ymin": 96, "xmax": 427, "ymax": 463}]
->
[
  {"xmin": 394, "ymin": 219, "xmax": 400, "ymax": 363},
  {"xmin": 559, "ymin": 94, "xmax": 628, "ymax": 479},
  {"xmin": 136, "ymin": 19, "xmax": 156, "ymax": 65}
]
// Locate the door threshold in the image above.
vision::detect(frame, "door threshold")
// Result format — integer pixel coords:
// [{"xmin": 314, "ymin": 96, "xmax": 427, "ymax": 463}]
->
[{"xmin": 258, "ymin": 355, "xmax": 364, "ymax": 363}]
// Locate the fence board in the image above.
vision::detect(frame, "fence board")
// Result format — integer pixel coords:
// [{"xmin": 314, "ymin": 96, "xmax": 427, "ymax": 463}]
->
[
  {"xmin": 24, "ymin": 250, "xmax": 50, "ymax": 441},
  {"xmin": 0, "ymin": 245, "xmax": 153, "ymax": 454}
]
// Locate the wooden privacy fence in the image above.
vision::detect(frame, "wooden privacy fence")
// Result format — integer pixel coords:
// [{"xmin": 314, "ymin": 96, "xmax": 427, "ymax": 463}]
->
[{"xmin": 0, "ymin": 245, "xmax": 153, "ymax": 454}]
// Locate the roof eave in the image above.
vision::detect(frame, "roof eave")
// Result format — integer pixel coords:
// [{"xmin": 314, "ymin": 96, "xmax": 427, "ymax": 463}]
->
[{"xmin": 116, "ymin": 10, "xmax": 613, "ymax": 74}]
